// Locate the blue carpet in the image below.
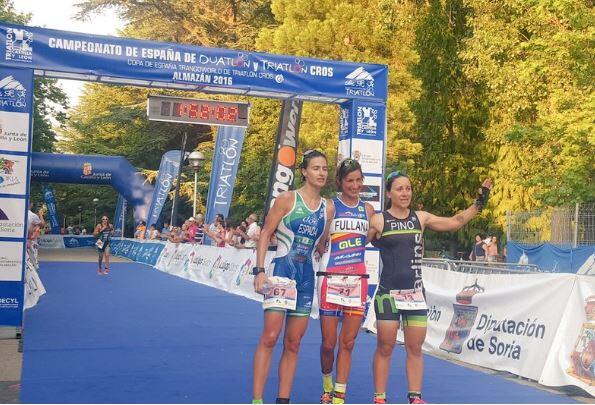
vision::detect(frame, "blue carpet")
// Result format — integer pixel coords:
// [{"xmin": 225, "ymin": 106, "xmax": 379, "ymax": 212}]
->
[{"xmin": 20, "ymin": 261, "xmax": 575, "ymax": 403}]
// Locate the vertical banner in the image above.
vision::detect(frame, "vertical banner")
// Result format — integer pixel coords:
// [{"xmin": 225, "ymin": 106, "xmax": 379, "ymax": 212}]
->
[
  {"xmin": 112, "ymin": 193, "xmax": 127, "ymax": 237},
  {"xmin": 263, "ymin": 100, "xmax": 303, "ymax": 218},
  {"xmin": 41, "ymin": 184, "xmax": 60, "ymax": 234},
  {"xmin": 0, "ymin": 66, "xmax": 33, "ymax": 327},
  {"xmin": 205, "ymin": 126, "xmax": 246, "ymax": 225},
  {"xmin": 145, "ymin": 150, "xmax": 182, "ymax": 232}
]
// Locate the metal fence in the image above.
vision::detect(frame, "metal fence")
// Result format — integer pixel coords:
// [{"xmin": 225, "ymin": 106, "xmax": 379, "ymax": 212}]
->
[
  {"xmin": 422, "ymin": 258, "xmax": 548, "ymax": 274},
  {"xmin": 506, "ymin": 202, "xmax": 595, "ymax": 247}
]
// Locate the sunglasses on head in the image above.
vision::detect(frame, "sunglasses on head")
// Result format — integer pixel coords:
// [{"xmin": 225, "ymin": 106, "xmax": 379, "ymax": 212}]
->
[
  {"xmin": 386, "ymin": 171, "xmax": 406, "ymax": 181},
  {"xmin": 341, "ymin": 158, "xmax": 358, "ymax": 168},
  {"xmin": 102, "ymin": 217, "xmax": 108, "ymax": 220}
]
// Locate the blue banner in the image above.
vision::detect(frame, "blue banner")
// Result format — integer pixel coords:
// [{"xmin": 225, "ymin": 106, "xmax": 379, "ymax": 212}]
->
[
  {"xmin": 113, "ymin": 194, "xmax": 126, "ymax": 237},
  {"xmin": 0, "ymin": 66, "xmax": 33, "ymax": 327},
  {"xmin": 41, "ymin": 184, "xmax": 60, "ymax": 234},
  {"xmin": 0, "ymin": 23, "xmax": 388, "ymax": 103},
  {"xmin": 63, "ymin": 236, "xmax": 96, "ymax": 248},
  {"xmin": 205, "ymin": 127, "xmax": 246, "ymax": 227},
  {"xmin": 110, "ymin": 239, "xmax": 164, "ymax": 266},
  {"xmin": 145, "ymin": 150, "xmax": 183, "ymax": 232},
  {"xmin": 507, "ymin": 241, "xmax": 595, "ymax": 273}
]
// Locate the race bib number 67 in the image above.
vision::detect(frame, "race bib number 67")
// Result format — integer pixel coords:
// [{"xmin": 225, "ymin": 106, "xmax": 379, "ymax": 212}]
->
[{"xmin": 263, "ymin": 276, "xmax": 297, "ymax": 311}]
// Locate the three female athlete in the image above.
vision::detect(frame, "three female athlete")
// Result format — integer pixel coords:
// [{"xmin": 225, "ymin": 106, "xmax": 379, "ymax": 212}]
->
[
  {"xmin": 251, "ymin": 150, "xmax": 333, "ymax": 404},
  {"xmin": 317, "ymin": 158, "xmax": 375, "ymax": 404},
  {"xmin": 367, "ymin": 172, "xmax": 492, "ymax": 404}
]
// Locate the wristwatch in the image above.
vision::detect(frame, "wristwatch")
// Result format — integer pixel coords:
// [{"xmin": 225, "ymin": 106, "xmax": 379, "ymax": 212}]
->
[{"xmin": 252, "ymin": 266, "xmax": 266, "ymax": 276}]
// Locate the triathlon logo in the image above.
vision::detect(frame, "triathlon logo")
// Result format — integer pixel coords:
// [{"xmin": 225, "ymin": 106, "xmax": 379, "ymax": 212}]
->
[
  {"xmin": 82, "ymin": 162, "xmax": 93, "ymax": 176},
  {"xmin": 356, "ymin": 106, "xmax": 378, "ymax": 136},
  {"xmin": 345, "ymin": 67, "xmax": 375, "ymax": 97},
  {"xmin": 440, "ymin": 280, "xmax": 485, "ymax": 354},
  {"xmin": 5, "ymin": 28, "xmax": 33, "ymax": 63},
  {"xmin": 209, "ymin": 255, "xmax": 223, "ymax": 279},
  {"xmin": 0, "ymin": 156, "xmax": 20, "ymax": 190},
  {"xmin": 567, "ymin": 295, "xmax": 595, "ymax": 384},
  {"xmin": 0, "ymin": 75, "xmax": 27, "ymax": 109},
  {"xmin": 339, "ymin": 108, "xmax": 349, "ymax": 137}
]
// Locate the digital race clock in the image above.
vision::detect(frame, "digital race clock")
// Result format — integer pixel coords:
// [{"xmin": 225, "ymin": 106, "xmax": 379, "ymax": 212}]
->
[{"xmin": 147, "ymin": 95, "xmax": 250, "ymax": 127}]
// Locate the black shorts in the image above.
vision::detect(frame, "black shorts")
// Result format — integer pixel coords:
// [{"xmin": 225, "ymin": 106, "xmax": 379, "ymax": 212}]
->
[{"xmin": 374, "ymin": 290, "xmax": 428, "ymax": 326}]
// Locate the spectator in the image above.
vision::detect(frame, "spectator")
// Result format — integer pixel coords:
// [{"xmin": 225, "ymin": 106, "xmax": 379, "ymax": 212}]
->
[
  {"xmin": 81, "ymin": 227, "xmax": 87, "ymax": 235},
  {"xmin": 471, "ymin": 234, "xmax": 487, "ymax": 261},
  {"xmin": 168, "ymin": 226, "xmax": 183, "ymax": 243},
  {"xmin": 195, "ymin": 215, "xmax": 205, "ymax": 244},
  {"xmin": 225, "ymin": 223, "xmax": 236, "ymax": 247},
  {"xmin": 205, "ymin": 214, "xmax": 225, "ymax": 246},
  {"xmin": 187, "ymin": 217, "xmax": 198, "ymax": 243},
  {"xmin": 487, "ymin": 236, "xmax": 499, "ymax": 262},
  {"xmin": 135, "ymin": 221, "xmax": 146, "ymax": 239},
  {"xmin": 239, "ymin": 213, "xmax": 260, "ymax": 249},
  {"xmin": 67, "ymin": 224, "xmax": 74, "ymax": 234},
  {"xmin": 160, "ymin": 222, "xmax": 172, "ymax": 240},
  {"xmin": 149, "ymin": 224, "xmax": 160, "ymax": 240}
]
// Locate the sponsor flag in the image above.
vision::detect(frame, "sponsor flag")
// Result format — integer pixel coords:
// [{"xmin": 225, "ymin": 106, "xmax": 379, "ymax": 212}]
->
[
  {"xmin": 41, "ymin": 184, "xmax": 60, "ymax": 234},
  {"xmin": 263, "ymin": 100, "xmax": 303, "ymax": 218},
  {"xmin": 205, "ymin": 126, "xmax": 246, "ymax": 233},
  {"xmin": 112, "ymin": 194, "xmax": 127, "ymax": 237},
  {"xmin": 145, "ymin": 150, "xmax": 183, "ymax": 234}
]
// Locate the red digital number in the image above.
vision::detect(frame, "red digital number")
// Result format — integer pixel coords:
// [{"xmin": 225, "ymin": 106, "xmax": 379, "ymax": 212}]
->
[
  {"xmin": 173, "ymin": 102, "xmax": 183, "ymax": 117},
  {"xmin": 215, "ymin": 106, "xmax": 226, "ymax": 121},
  {"xmin": 200, "ymin": 104, "xmax": 210, "ymax": 120},
  {"xmin": 227, "ymin": 106, "xmax": 238, "ymax": 122},
  {"xmin": 188, "ymin": 103, "xmax": 199, "ymax": 119}
]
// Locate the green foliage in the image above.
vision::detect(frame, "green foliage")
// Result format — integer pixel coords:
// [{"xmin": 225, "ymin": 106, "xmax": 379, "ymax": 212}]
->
[{"xmin": 462, "ymin": 0, "xmax": 595, "ymax": 225}]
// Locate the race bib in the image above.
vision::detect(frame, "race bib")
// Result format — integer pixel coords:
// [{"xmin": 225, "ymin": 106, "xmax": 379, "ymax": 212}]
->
[
  {"xmin": 263, "ymin": 276, "xmax": 297, "ymax": 311},
  {"xmin": 390, "ymin": 288, "xmax": 427, "ymax": 310},
  {"xmin": 95, "ymin": 239, "xmax": 104, "ymax": 249},
  {"xmin": 326, "ymin": 276, "xmax": 362, "ymax": 307}
]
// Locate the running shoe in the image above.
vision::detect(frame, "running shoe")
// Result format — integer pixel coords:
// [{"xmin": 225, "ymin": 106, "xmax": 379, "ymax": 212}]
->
[
  {"xmin": 409, "ymin": 398, "xmax": 426, "ymax": 404},
  {"xmin": 104, "ymin": 267, "xmax": 110, "ymax": 275},
  {"xmin": 320, "ymin": 392, "xmax": 332, "ymax": 404},
  {"xmin": 332, "ymin": 392, "xmax": 346, "ymax": 404},
  {"xmin": 373, "ymin": 397, "xmax": 387, "ymax": 404}
]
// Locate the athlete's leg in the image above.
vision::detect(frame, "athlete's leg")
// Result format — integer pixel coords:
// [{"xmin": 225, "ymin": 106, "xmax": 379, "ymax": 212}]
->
[
  {"xmin": 277, "ymin": 314, "xmax": 309, "ymax": 398},
  {"xmin": 320, "ymin": 314, "xmax": 339, "ymax": 374},
  {"xmin": 253, "ymin": 310, "xmax": 285, "ymax": 401},
  {"xmin": 97, "ymin": 249, "xmax": 104, "ymax": 274},
  {"xmin": 335, "ymin": 313, "xmax": 362, "ymax": 385},
  {"xmin": 373, "ymin": 320, "xmax": 399, "ymax": 395},
  {"xmin": 104, "ymin": 245, "xmax": 111, "ymax": 273},
  {"xmin": 403, "ymin": 323, "xmax": 427, "ymax": 394}
]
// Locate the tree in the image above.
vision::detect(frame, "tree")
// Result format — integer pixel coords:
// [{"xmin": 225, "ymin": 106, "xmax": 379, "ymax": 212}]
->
[
  {"xmin": 462, "ymin": 0, "xmax": 594, "ymax": 226},
  {"xmin": 410, "ymin": 0, "xmax": 493, "ymax": 251}
]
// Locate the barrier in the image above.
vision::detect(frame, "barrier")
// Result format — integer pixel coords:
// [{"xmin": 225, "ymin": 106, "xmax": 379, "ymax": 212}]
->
[
  {"xmin": 38, "ymin": 235, "xmax": 95, "ymax": 249},
  {"xmin": 24, "ymin": 242, "xmax": 45, "ymax": 310}
]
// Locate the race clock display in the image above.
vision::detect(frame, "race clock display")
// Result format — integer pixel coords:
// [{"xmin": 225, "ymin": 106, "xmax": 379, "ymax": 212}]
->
[{"xmin": 147, "ymin": 95, "xmax": 249, "ymax": 127}]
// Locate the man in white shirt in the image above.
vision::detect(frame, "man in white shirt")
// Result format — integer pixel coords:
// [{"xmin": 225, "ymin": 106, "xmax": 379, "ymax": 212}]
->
[{"xmin": 242, "ymin": 213, "xmax": 260, "ymax": 249}]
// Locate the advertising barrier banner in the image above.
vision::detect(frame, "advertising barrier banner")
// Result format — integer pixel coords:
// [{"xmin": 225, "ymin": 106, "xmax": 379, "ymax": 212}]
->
[
  {"xmin": 363, "ymin": 266, "xmax": 576, "ymax": 381},
  {"xmin": 540, "ymin": 276, "xmax": 595, "ymax": 395}
]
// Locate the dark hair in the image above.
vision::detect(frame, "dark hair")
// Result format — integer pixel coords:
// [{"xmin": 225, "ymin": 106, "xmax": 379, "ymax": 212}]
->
[
  {"xmin": 336, "ymin": 158, "xmax": 363, "ymax": 184},
  {"xmin": 384, "ymin": 171, "xmax": 412, "ymax": 210},
  {"xmin": 299, "ymin": 149, "xmax": 327, "ymax": 181}
]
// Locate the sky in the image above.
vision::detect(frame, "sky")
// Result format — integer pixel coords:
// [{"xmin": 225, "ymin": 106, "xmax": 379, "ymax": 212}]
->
[{"xmin": 13, "ymin": 0, "xmax": 125, "ymax": 105}]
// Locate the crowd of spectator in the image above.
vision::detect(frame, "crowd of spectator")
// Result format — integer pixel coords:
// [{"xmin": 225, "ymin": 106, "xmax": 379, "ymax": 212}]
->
[{"xmin": 133, "ymin": 212, "xmax": 262, "ymax": 249}]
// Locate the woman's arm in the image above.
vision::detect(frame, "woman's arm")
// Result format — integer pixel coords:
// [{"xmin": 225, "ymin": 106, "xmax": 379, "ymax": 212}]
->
[
  {"xmin": 316, "ymin": 199, "xmax": 335, "ymax": 257},
  {"xmin": 254, "ymin": 192, "xmax": 292, "ymax": 293},
  {"xmin": 418, "ymin": 179, "xmax": 492, "ymax": 232},
  {"xmin": 366, "ymin": 212, "xmax": 384, "ymax": 244}
]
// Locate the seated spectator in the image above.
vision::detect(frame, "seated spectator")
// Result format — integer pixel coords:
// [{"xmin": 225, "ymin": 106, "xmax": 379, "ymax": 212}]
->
[{"xmin": 168, "ymin": 226, "xmax": 183, "ymax": 243}]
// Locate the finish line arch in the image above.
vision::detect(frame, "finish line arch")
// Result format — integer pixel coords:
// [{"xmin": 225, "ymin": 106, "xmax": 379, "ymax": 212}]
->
[
  {"xmin": 30, "ymin": 152, "xmax": 154, "ymax": 222},
  {"xmin": 0, "ymin": 22, "xmax": 388, "ymax": 329}
]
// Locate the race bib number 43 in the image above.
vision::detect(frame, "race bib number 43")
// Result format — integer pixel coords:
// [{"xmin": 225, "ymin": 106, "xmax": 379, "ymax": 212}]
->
[
  {"xmin": 263, "ymin": 276, "xmax": 297, "ymax": 311},
  {"xmin": 390, "ymin": 288, "xmax": 427, "ymax": 310},
  {"xmin": 326, "ymin": 276, "xmax": 362, "ymax": 307}
]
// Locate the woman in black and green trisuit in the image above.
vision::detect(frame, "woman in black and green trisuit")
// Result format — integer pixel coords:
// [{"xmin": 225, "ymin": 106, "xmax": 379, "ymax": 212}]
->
[{"xmin": 367, "ymin": 172, "xmax": 492, "ymax": 404}]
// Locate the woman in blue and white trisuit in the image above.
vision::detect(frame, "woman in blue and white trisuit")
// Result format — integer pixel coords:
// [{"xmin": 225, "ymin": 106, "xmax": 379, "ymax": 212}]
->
[{"xmin": 251, "ymin": 150, "xmax": 332, "ymax": 405}]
